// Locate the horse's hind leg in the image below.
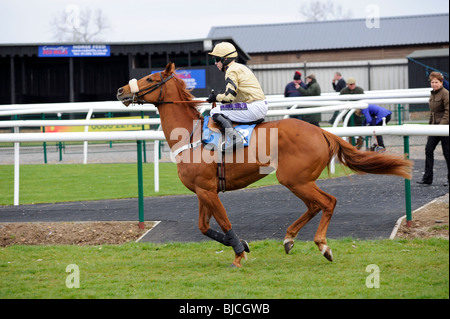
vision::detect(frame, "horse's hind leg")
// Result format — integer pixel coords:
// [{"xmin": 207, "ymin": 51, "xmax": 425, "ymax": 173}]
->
[{"xmin": 282, "ymin": 182, "xmax": 336, "ymax": 261}]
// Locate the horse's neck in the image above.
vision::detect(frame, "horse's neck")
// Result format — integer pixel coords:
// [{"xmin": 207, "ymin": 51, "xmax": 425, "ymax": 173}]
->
[{"xmin": 158, "ymin": 102, "xmax": 198, "ymax": 150}]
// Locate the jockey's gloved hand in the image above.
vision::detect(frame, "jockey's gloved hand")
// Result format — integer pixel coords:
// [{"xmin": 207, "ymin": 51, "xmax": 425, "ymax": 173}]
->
[{"xmin": 207, "ymin": 91, "xmax": 217, "ymax": 103}]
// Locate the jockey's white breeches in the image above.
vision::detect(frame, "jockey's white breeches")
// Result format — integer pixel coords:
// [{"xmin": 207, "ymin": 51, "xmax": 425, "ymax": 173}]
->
[{"xmin": 210, "ymin": 100, "xmax": 268, "ymax": 123}]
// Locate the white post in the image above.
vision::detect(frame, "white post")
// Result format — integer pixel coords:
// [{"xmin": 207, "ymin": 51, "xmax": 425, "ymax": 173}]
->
[
  {"xmin": 13, "ymin": 126, "xmax": 20, "ymax": 206},
  {"xmin": 83, "ymin": 108, "xmax": 94, "ymax": 164},
  {"xmin": 154, "ymin": 140, "xmax": 160, "ymax": 192}
]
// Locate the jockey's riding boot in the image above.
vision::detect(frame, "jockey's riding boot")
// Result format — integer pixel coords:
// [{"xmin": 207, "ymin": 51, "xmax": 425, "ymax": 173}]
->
[{"xmin": 212, "ymin": 114, "xmax": 244, "ymax": 153}]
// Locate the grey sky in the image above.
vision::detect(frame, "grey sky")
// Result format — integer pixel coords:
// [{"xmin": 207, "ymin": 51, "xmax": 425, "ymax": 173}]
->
[{"xmin": 1, "ymin": 0, "xmax": 448, "ymax": 44}]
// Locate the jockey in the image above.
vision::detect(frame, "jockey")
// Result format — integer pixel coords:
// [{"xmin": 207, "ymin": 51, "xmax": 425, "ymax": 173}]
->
[{"xmin": 207, "ymin": 42, "xmax": 267, "ymax": 152}]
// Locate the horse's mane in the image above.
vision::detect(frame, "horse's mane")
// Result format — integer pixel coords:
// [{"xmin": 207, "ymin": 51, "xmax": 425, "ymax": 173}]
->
[{"xmin": 172, "ymin": 72, "xmax": 203, "ymax": 120}]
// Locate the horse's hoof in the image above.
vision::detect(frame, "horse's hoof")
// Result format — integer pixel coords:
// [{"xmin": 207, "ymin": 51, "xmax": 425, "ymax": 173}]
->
[
  {"xmin": 240, "ymin": 239, "xmax": 250, "ymax": 253},
  {"xmin": 321, "ymin": 245, "xmax": 333, "ymax": 262},
  {"xmin": 231, "ymin": 252, "xmax": 245, "ymax": 267},
  {"xmin": 284, "ymin": 239, "xmax": 294, "ymax": 254}
]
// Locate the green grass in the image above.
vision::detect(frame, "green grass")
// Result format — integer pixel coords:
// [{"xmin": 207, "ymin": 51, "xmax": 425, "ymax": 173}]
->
[
  {"xmin": 0, "ymin": 238, "xmax": 448, "ymax": 299},
  {"xmin": 0, "ymin": 163, "xmax": 349, "ymax": 205}
]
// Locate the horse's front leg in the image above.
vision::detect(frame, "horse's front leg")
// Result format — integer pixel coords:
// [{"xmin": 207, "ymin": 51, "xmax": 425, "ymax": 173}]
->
[{"xmin": 197, "ymin": 190, "xmax": 249, "ymax": 267}]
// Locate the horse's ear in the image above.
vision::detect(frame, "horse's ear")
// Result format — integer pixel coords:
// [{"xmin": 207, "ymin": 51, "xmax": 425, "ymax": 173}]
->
[{"xmin": 164, "ymin": 62, "xmax": 175, "ymax": 75}]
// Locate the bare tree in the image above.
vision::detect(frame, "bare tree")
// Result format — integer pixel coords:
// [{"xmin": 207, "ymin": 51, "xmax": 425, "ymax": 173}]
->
[
  {"xmin": 50, "ymin": 5, "xmax": 110, "ymax": 43},
  {"xmin": 299, "ymin": 0, "xmax": 353, "ymax": 21}
]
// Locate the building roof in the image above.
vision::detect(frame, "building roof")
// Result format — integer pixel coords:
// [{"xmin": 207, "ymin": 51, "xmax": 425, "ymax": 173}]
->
[
  {"xmin": 0, "ymin": 37, "xmax": 251, "ymax": 60},
  {"xmin": 208, "ymin": 13, "xmax": 449, "ymax": 53}
]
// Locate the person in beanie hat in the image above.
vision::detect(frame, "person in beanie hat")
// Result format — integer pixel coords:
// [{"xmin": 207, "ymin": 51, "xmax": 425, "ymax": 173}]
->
[
  {"xmin": 284, "ymin": 71, "xmax": 308, "ymax": 120},
  {"xmin": 284, "ymin": 71, "xmax": 307, "ymax": 97}
]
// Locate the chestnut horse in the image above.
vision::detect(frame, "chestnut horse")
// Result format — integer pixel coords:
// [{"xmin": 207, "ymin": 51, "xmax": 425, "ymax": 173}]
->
[{"xmin": 117, "ymin": 62, "xmax": 412, "ymax": 267}]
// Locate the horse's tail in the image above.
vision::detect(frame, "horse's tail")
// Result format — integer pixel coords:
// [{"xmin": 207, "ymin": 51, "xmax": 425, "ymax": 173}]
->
[{"xmin": 321, "ymin": 129, "xmax": 413, "ymax": 179}]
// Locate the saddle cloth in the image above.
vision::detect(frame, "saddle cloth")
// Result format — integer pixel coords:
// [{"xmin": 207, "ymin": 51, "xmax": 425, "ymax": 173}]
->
[{"xmin": 202, "ymin": 116, "xmax": 257, "ymax": 149}]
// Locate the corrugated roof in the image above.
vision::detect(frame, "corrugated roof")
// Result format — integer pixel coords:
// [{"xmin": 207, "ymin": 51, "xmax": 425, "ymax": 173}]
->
[{"xmin": 208, "ymin": 14, "xmax": 449, "ymax": 53}]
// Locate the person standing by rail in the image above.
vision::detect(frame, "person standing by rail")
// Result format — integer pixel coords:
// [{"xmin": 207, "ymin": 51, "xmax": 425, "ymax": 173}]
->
[{"xmin": 416, "ymin": 71, "xmax": 449, "ymax": 186}]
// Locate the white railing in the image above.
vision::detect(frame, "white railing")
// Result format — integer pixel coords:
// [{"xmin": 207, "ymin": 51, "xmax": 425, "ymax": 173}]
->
[
  {"xmin": 1, "ymin": 125, "xmax": 448, "ymax": 207},
  {"xmin": 0, "ymin": 87, "xmax": 437, "ymax": 207},
  {"xmin": 0, "ymin": 87, "xmax": 431, "ymax": 115},
  {"xmin": 2, "ymin": 130, "xmax": 166, "ymax": 206}
]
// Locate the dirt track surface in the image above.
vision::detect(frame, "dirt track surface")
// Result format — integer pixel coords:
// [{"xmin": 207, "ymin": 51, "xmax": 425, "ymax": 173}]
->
[
  {"xmin": 395, "ymin": 193, "xmax": 449, "ymax": 239},
  {"xmin": 0, "ymin": 221, "xmax": 153, "ymax": 247}
]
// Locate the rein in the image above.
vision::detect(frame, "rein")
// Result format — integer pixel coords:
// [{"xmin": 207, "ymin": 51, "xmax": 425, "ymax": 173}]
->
[
  {"xmin": 128, "ymin": 72, "xmax": 207, "ymax": 106},
  {"xmin": 128, "ymin": 71, "xmax": 207, "ymax": 159}
]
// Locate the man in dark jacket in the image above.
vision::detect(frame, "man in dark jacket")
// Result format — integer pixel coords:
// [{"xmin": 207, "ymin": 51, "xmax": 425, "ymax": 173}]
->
[
  {"xmin": 329, "ymin": 77, "xmax": 365, "ymax": 127},
  {"xmin": 332, "ymin": 72, "xmax": 346, "ymax": 92},
  {"xmin": 284, "ymin": 71, "xmax": 308, "ymax": 120},
  {"xmin": 339, "ymin": 77, "xmax": 364, "ymax": 95},
  {"xmin": 284, "ymin": 71, "xmax": 307, "ymax": 97},
  {"xmin": 340, "ymin": 77, "xmax": 364, "ymax": 128},
  {"xmin": 295, "ymin": 74, "xmax": 321, "ymax": 126}
]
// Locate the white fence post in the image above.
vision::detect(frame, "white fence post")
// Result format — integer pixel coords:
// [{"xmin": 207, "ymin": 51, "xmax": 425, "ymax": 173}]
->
[
  {"xmin": 13, "ymin": 126, "xmax": 20, "ymax": 206},
  {"xmin": 154, "ymin": 140, "xmax": 160, "ymax": 193},
  {"xmin": 83, "ymin": 108, "xmax": 94, "ymax": 164}
]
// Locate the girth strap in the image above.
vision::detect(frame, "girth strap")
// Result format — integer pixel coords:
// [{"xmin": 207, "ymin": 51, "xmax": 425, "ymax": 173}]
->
[{"xmin": 218, "ymin": 151, "xmax": 226, "ymax": 192}]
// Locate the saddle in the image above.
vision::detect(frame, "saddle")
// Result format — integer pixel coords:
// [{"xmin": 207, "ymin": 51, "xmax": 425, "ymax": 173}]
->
[
  {"xmin": 206, "ymin": 117, "xmax": 264, "ymax": 133},
  {"xmin": 202, "ymin": 116, "xmax": 262, "ymax": 151},
  {"xmin": 202, "ymin": 116, "xmax": 263, "ymax": 193}
]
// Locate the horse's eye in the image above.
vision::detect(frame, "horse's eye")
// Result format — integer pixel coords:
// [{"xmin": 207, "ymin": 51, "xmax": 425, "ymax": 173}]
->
[{"xmin": 147, "ymin": 77, "xmax": 153, "ymax": 82}]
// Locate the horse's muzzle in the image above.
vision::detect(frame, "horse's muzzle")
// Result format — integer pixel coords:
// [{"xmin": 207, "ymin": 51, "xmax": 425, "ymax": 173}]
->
[{"xmin": 116, "ymin": 87, "xmax": 132, "ymax": 106}]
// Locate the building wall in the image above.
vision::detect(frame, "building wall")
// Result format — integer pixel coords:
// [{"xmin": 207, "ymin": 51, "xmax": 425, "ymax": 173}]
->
[
  {"xmin": 250, "ymin": 59, "xmax": 409, "ymax": 95},
  {"xmin": 247, "ymin": 44, "xmax": 448, "ymax": 96},
  {"xmin": 247, "ymin": 44, "xmax": 449, "ymax": 65}
]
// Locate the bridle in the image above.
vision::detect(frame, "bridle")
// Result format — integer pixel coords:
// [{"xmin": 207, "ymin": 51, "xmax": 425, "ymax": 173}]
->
[
  {"xmin": 128, "ymin": 72, "xmax": 174, "ymax": 105},
  {"xmin": 124, "ymin": 71, "xmax": 207, "ymax": 157},
  {"xmin": 126, "ymin": 72, "xmax": 207, "ymax": 106}
]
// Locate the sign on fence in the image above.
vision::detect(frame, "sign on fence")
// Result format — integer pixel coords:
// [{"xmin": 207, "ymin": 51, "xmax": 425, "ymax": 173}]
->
[
  {"xmin": 41, "ymin": 116, "xmax": 151, "ymax": 133},
  {"xmin": 152, "ymin": 69, "xmax": 206, "ymax": 89}
]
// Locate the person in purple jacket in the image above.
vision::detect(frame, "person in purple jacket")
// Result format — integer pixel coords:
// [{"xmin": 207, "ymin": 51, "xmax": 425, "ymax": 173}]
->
[
  {"xmin": 355, "ymin": 104, "xmax": 392, "ymax": 151},
  {"xmin": 284, "ymin": 71, "xmax": 307, "ymax": 120}
]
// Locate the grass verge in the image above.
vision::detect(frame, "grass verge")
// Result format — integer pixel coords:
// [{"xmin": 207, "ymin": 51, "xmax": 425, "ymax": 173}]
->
[{"xmin": 0, "ymin": 238, "xmax": 448, "ymax": 299}]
